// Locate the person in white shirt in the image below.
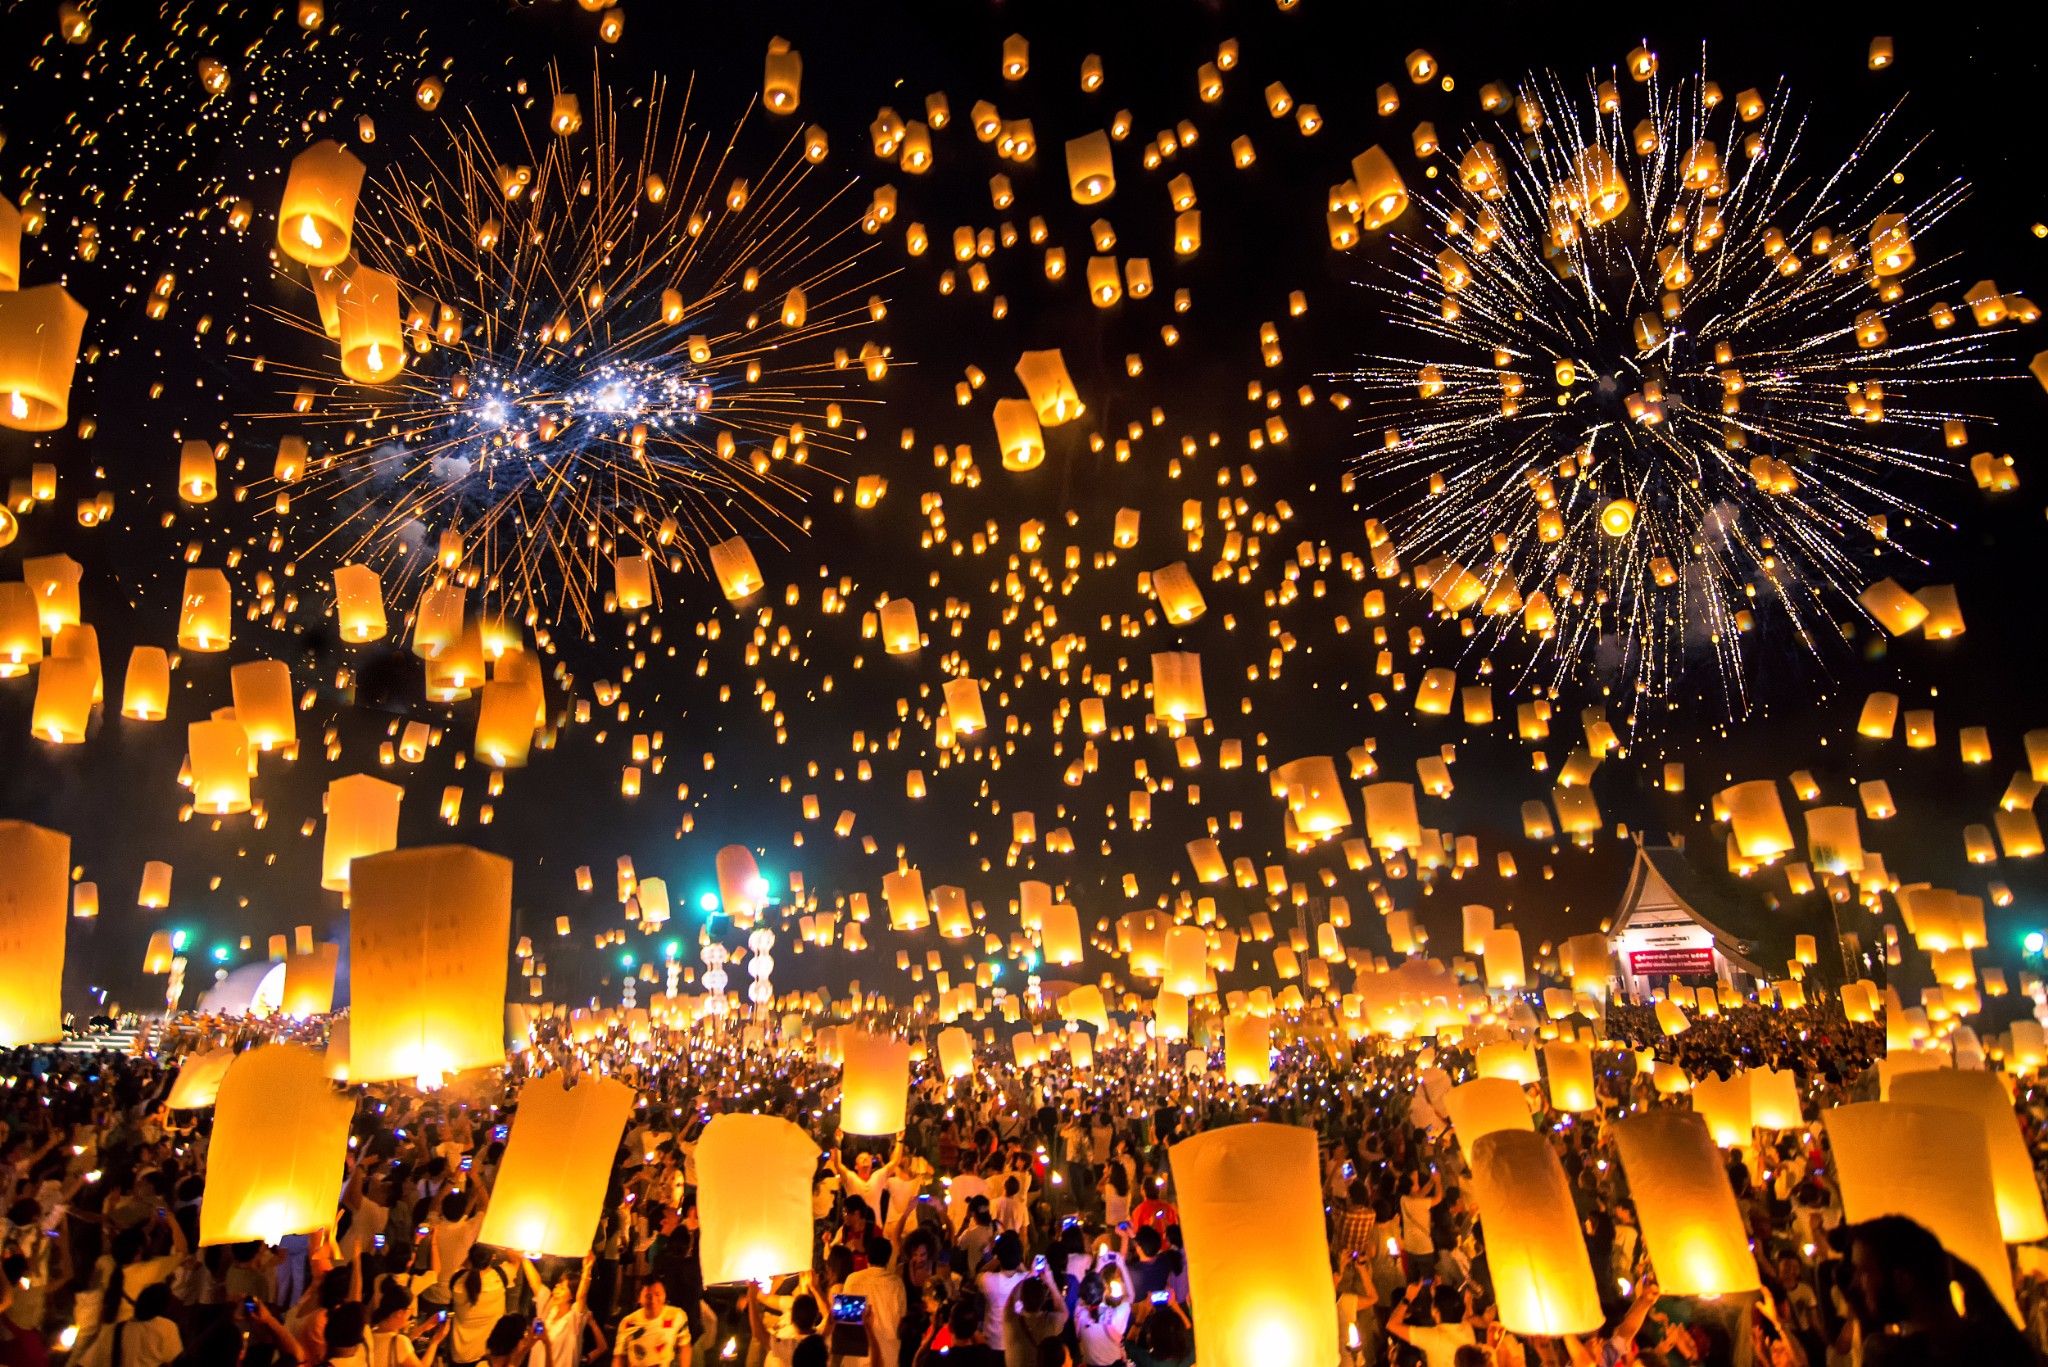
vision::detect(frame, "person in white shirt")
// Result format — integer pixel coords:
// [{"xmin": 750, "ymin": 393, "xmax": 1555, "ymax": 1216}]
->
[
  {"xmin": 1072, "ymin": 1262, "xmax": 1132, "ymax": 1367},
  {"xmin": 613, "ymin": 1279, "xmax": 689, "ymax": 1367},
  {"xmin": 839, "ymin": 1235, "xmax": 906, "ymax": 1367},
  {"xmin": 976, "ymin": 1233, "xmax": 1029, "ymax": 1353},
  {"xmin": 524, "ymin": 1251, "xmax": 603, "ymax": 1367},
  {"xmin": 1388, "ymin": 1281, "xmax": 1476, "ymax": 1367}
]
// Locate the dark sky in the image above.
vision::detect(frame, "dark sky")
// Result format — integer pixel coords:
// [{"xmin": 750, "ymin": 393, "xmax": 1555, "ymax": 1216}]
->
[{"xmin": 2, "ymin": 0, "xmax": 2045, "ymax": 1021}]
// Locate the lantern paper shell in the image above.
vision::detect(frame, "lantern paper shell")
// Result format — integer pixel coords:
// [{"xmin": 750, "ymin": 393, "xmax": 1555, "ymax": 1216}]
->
[
  {"xmin": 937, "ymin": 1025, "xmax": 973, "ymax": 1077},
  {"xmin": 698, "ymin": 1113, "xmax": 825, "ymax": 1283},
  {"xmin": 1169, "ymin": 1123, "xmax": 1340, "ymax": 1367},
  {"xmin": 842, "ymin": 1032, "xmax": 911, "ymax": 1134},
  {"xmin": 123, "ymin": 646, "xmax": 170, "ymax": 719},
  {"xmin": 277, "ymin": 141, "xmax": 365, "ymax": 267},
  {"xmin": 1824, "ymin": 1101, "xmax": 2017, "ymax": 1322},
  {"xmin": 708, "ymin": 536, "xmax": 764, "ymax": 600},
  {"xmin": 1014, "ymin": 349, "xmax": 1083, "ymax": 424},
  {"xmin": 1150, "ymin": 561, "xmax": 1207, "ymax": 624},
  {"xmin": 1224, "ymin": 1012, "xmax": 1271, "ymax": 1084},
  {"xmin": 1363, "ymin": 782, "xmax": 1422, "ymax": 850},
  {"xmin": 478, "ymin": 1073, "xmax": 637, "ymax": 1256},
  {"xmin": 1688, "ymin": 1072, "xmax": 1753, "ymax": 1147},
  {"xmin": 1041, "ymin": 902, "xmax": 1083, "ymax": 964},
  {"xmin": 347, "ymin": 845, "xmax": 513, "ymax": 1083},
  {"xmin": 1065, "ymin": 130, "xmax": 1115, "ymax": 204},
  {"xmin": 1889, "ymin": 1068, "xmax": 2048, "ymax": 1243},
  {"xmin": 231, "ymin": 660, "xmax": 296, "ymax": 750},
  {"xmin": 320, "ymin": 774, "xmax": 401, "ymax": 891},
  {"xmin": 1611, "ymin": 1111, "xmax": 1761, "ymax": 1296},
  {"xmin": 1445, "ymin": 1077, "xmax": 1534, "ymax": 1157},
  {"xmin": 1747, "ymin": 1066, "xmax": 1802, "ymax": 1130},
  {"xmin": 199, "ymin": 1045, "xmax": 351, "ymax": 1244},
  {"xmin": 189, "ymin": 718, "xmax": 252, "ymax": 814},
  {"xmin": 1466, "ymin": 1130, "xmax": 1605, "ymax": 1335},
  {"xmin": 0, "ymin": 285, "xmax": 89, "ymax": 432},
  {"xmin": 165, "ymin": 1048, "xmax": 237, "ymax": 1110},
  {"xmin": 1482, "ymin": 927, "xmax": 1525, "ymax": 989},
  {"xmin": 0, "ymin": 821, "xmax": 69, "ymax": 1046},
  {"xmin": 1723, "ymin": 780, "xmax": 1794, "ymax": 859},
  {"xmin": 993, "ymin": 397, "xmax": 1046, "ymax": 471},
  {"xmin": 717, "ymin": 844, "xmax": 765, "ymax": 919},
  {"xmin": 281, "ymin": 943, "xmax": 339, "ymax": 1016},
  {"xmin": 1542, "ymin": 1042, "xmax": 1598, "ymax": 1112},
  {"xmin": 333, "ymin": 563, "xmax": 387, "ymax": 642},
  {"xmin": 178, "ymin": 568, "xmax": 233, "ymax": 651},
  {"xmin": 338, "ymin": 266, "xmax": 405, "ymax": 382}
]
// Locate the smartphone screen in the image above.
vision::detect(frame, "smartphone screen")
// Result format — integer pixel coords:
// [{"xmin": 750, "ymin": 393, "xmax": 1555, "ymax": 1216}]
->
[
  {"xmin": 1149, "ymin": 1291, "xmax": 1170, "ymax": 1305},
  {"xmin": 831, "ymin": 1295, "xmax": 867, "ymax": 1324}
]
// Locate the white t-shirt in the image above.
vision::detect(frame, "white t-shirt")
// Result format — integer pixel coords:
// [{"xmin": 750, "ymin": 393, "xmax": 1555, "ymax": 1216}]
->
[
  {"xmin": 615, "ymin": 1306, "xmax": 690, "ymax": 1367},
  {"xmin": 841, "ymin": 1265, "xmax": 906, "ymax": 1367},
  {"xmin": 1406, "ymin": 1321, "xmax": 1476, "ymax": 1367},
  {"xmin": 840, "ymin": 1166, "xmax": 888, "ymax": 1216},
  {"xmin": 1399, "ymin": 1194, "xmax": 1436, "ymax": 1255},
  {"xmin": 1074, "ymin": 1300, "xmax": 1131, "ymax": 1367},
  {"xmin": 978, "ymin": 1268, "xmax": 1028, "ymax": 1348}
]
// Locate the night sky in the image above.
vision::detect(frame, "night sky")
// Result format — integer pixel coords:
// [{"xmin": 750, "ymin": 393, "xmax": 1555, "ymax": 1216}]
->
[{"xmin": 2, "ymin": 0, "xmax": 2045, "ymax": 1021}]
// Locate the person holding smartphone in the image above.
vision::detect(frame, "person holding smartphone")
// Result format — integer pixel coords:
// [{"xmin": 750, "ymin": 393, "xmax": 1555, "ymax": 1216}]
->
[{"xmin": 1002, "ymin": 1255, "xmax": 1069, "ymax": 1367}]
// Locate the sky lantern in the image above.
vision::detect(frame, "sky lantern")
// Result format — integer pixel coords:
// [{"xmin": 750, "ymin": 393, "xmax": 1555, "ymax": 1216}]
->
[
  {"xmin": 277, "ymin": 141, "xmax": 364, "ymax": 267},
  {"xmin": 1350, "ymin": 146, "xmax": 1408, "ymax": 230},
  {"xmin": 189, "ymin": 719, "xmax": 252, "ymax": 814},
  {"xmin": 1467, "ymin": 1130, "xmax": 1605, "ymax": 1335},
  {"xmin": 1014, "ymin": 349, "xmax": 1083, "ymax": 424},
  {"xmin": 1362, "ymin": 781, "xmax": 1421, "ymax": 850},
  {"xmin": 709, "ymin": 536, "xmax": 765, "ymax": 600},
  {"xmin": 479, "ymin": 1073, "xmax": 638, "ymax": 1256},
  {"xmin": 1170, "ymin": 1124, "xmax": 1339, "ymax": 1367},
  {"xmin": 883, "ymin": 867, "xmax": 928, "ymax": 930},
  {"xmin": 177, "ymin": 568, "xmax": 233, "ymax": 652},
  {"xmin": 1859, "ymin": 577, "xmax": 1930, "ymax": 635},
  {"xmin": 1150, "ymin": 561, "xmax": 1207, "ymax": 624},
  {"xmin": 1482, "ymin": 927, "xmax": 1525, "ymax": 989},
  {"xmin": 329, "ymin": 563, "xmax": 387, "ymax": 642},
  {"xmin": 943, "ymin": 676, "xmax": 987, "ymax": 731},
  {"xmin": 1721, "ymin": 780, "xmax": 1794, "ymax": 859},
  {"xmin": 321, "ymin": 774, "xmax": 402, "ymax": 892},
  {"xmin": 716, "ymin": 844, "xmax": 766, "ymax": 920},
  {"xmin": 937, "ymin": 1025, "xmax": 973, "ymax": 1077},
  {"xmin": 1746, "ymin": 1066, "xmax": 1802, "ymax": 1129},
  {"xmin": 699, "ymin": 1113, "xmax": 819, "ymax": 1282},
  {"xmin": 0, "ymin": 284, "xmax": 88, "ymax": 432},
  {"xmin": 165, "ymin": 1048, "xmax": 236, "ymax": 1110},
  {"xmin": 1224, "ymin": 1011, "xmax": 1270, "ymax": 1084},
  {"xmin": 841, "ymin": 1031, "xmax": 911, "ymax": 1134},
  {"xmin": 1445, "ymin": 1077, "xmax": 1534, "ymax": 1158},
  {"xmin": 1041, "ymin": 903, "xmax": 1083, "ymax": 964},
  {"xmin": 1542, "ymin": 1042, "xmax": 1598, "ymax": 1112},
  {"xmin": 1825, "ymin": 1102, "xmax": 2018, "ymax": 1322},
  {"xmin": 1688, "ymin": 1072, "xmax": 1754, "ymax": 1147},
  {"xmin": 1890, "ymin": 1069, "xmax": 2048, "ymax": 1243},
  {"xmin": 281, "ymin": 943, "xmax": 339, "ymax": 1016},
  {"xmin": 762, "ymin": 36, "xmax": 801, "ymax": 113},
  {"xmin": 337, "ymin": 266, "xmax": 406, "ymax": 382},
  {"xmin": 230, "ymin": 660, "xmax": 296, "ymax": 751},
  {"xmin": 178, "ymin": 440, "xmax": 219, "ymax": 501},
  {"xmin": 1065, "ymin": 130, "xmax": 1115, "ymax": 204},
  {"xmin": 0, "ymin": 193, "xmax": 19, "ymax": 288},
  {"xmin": 0, "ymin": 584, "xmax": 40, "ymax": 676},
  {"xmin": 1275, "ymin": 756, "xmax": 1350, "ymax": 834},
  {"xmin": 0, "ymin": 821, "xmax": 68, "ymax": 1046},
  {"xmin": 1612, "ymin": 1112, "xmax": 1761, "ymax": 1296},
  {"xmin": 199, "ymin": 1045, "xmax": 351, "ymax": 1244},
  {"xmin": 121, "ymin": 646, "xmax": 170, "ymax": 719},
  {"xmin": 475, "ymin": 680, "xmax": 539, "ymax": 768},
  {"xmin": 348, "ymin": 846, "xmax": 513, "ymax": 1086},
  {"xmin": 993, "ymin": 397, "xmax": 1045, "ymax": 470},
  {"xmin": 1163, "ymin": 926, "xmax": 1209, "ymax": 996},
  {"xmin": 30, "ymin": 656, "xmax": 92, "ymax": 744}
]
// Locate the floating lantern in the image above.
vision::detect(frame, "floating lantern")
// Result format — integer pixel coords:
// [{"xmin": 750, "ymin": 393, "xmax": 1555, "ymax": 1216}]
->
[
  {"xmin": 1014, "ymin": 349, "xmax": 1083, "ymax": 424},
  {"xmin": 321, "ymin": 774, "xmax": 402, "ymax": 892},
  {"xmin": 1065, "ymin": 131, "xmax": 1115, "ymax": 204},
  {"xmin": 281, "ymin": 944, "xmax": 338, "ymax": 1016},
  {"xmin": 231, "ymin": 660, "xmax": 296, "ymax": 750},
  {"xmin": 704, "ymin": 1114, "xmax": 823, "ymax": 1287},
  {"xmin": 708, "ymin": 536, "xmax": 764, "ymax": 600},
  {"xmin": 165, "ymin": 1049, "xmax": 236, "ymax": 1110},
  {"xmin": 1224, "ymin": 1012, "xmax": 1271, "ymax": 1084},
  {"xmin": 1611, "ymin": 1112, "xmax": 1761, "ymax": 1296},
  {"xmin": 478, "ymin": 1073, "xmax": 638, "ymax": 1256},
  {"xmin": 277, "ymin": 142, "xmax": 364, "ymax": 267},
  {"xmin": 347, "ymin": 846, "xmax": 513, "ymax": 1084},
  {"xmin": 1467, "ymin": 1131, "xmax": 1604, "ymax": 1334},
  {"xmin": 1445, "ymin": 1077, "xmax": 1534, "ymax": 1158},
  {"xmin": 338, "ymin": 266, "xmax": 406, "ymax": 382},
  {"xmin": 199, "ymin": 1045, "xmax": 352, "ymax": 1244},
  {"xmin": 1542, "ymin": 1042, "xmax": 1597, "ymax": 1112},
  {"xmin": 0, "ymin": 285, "xmax": 89, "ymax": 432},
  {"xmin": 189, "ymin": 719, "xmax": 252, "ymax": 814},
  {"xmin": 842, "ymin": 1031, "xmax": 911, "ymax": 1134},
  {"xmin": 1889, "ymin": 1069, "xmax": 2048, "ymax": 1243},
  {"xmin": 333, "ymin": 564, "xmax": 386, "ymax": 642},
  {"xmin": 762, "ymin": 37, "xmax": 802, "ymax": 113},
  {"xmin": 993, "ymin": 398, "xmax": 1045, "ymax": 470},
  {"xmin": 0, "ymin": 820, "xmax": 68, "ymax": 1046},
  {"xmin": 178, "ymin": 440, "xmax": 219, "ymax": 502},
  {"xmin": 1688, "ymin": 1072, "xmax": 1753, "ymax": 1147},
  {"xmin": 1824, "ymin": 1102, "xmax": 2017, "ymax": 1322}
]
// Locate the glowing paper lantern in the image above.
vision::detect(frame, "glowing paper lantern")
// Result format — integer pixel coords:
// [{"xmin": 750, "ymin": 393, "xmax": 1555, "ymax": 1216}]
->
[
  {"xmin": 178, "ymin": 440, "xmax": 219, "ymax": 502},
  {"xmin": 1823, "ymin": 1102, "xmax": 2017, "ymax": 1322},
  {"xmin": 30, "ymin": 656, "xmax": 92, "ymax": 743},
  {"xmin": 1611, "ymin": 1112, "xmax": 1761, "ymax": 1296},
  {"xmin": 1041, "ymin": 902, "xmax": 1083, "ymax": 964},
  {"xmin": 231, "ymin": 660, "xmax": 296, "ymax": 750},
  {"xmin": 122, "ymin": 646, "xmax": 170, "ymax": 719},
  {"xmin": 1542, "ymin": 1042, "xmax": 1598, "ymax": 1112},
  {"xmin": 177, "ymin": 568, "xmax": 233, "ymax": 651},
  {"xmin": 1655, "ymin": 998, "xmax": 1691, "ymax": 1035},
  {"xmin": 0, "ymin": 284, "xmax": 88, "ymax": 432},
  {"xmin": 320, "ymin": 774, "xmax": 402, "ymax": 892},
  {"xmin": 1482, "ymin": 927, "xmax": 1525, "ymax": 989},
  {"xmin": 1445, "ymin": 1077, "xmax": 1534, "ymax": 1158},
  {"xmin": 1151, "ymin": 561, "xmax": 1207, "ymax": 623},
  {"xmin": 1014, "ymin": 349, "xmax": 1083, "ymax": 424},
  {"xmin": 332, "ymin": 564, "xmax": 386, "ymax": 642},
  {"xmin": 1860, "ymin": 577, "xmax": 1929, "ymax": 635},
  {"xmin": 478, "ymin": 1073, "xmax": 637, "ymax": 1256},
  {"xmin": 165, "ymin": 1048, "xmax": 236, "ymax": 1110},
  {"xmin": 475, "ymin": 681, "xmax": 539, "ymax": 768},
  {"xmin": 716, "ymin": 844, "xmax": 765, "ymax": 919},
  {"xmin": 1350, "ymin": 146, "xmax": 1409, "ymax": 229},
  {"xmin": 1170, "ymin": 1124, "xmax": 1339, "ymax": 1367},
  {"xmin": 937, "ymin": 1025, "xmax": 973, "ymax": 1078},
  {"xmin": 0, "ymin": 584, "xmax": 41, "ymax": 677},
  {"xmin": 1688, "ymin": 1072, "xmax": 1754, "ymax": 1147},
  {"xmin": 277, "ymin": 141, "xmax": 365, "ymax": 267},
  {"xmin": 842, "ymin": 1031, "xmax": 911, "ymax": 1134},
  {"xmin": 199, "ymin": 1045, "xmax": 352, "ymax": 1244},
  {"xmin": 1747, "ymin": 1066, "xmax": 1802, "ymax": 1130},
  {"xmin": 1062, "ymin": 984, "xmax": 1110, "ymax": 1032},
  {"xmin": 1162, "ymin": 926, "xmax": 1209, "ymax": 995},
  {"xmin": 1363, "ymin": 781, "xmax": 1422, "ymax": 851},
  {"xmin": 0, "ymin": 821, "xmax": 68, "ymax": 1046},
  {"xmin": 1053, "ymin": 129, "xmax": 1115, "ymax": 208},
  {"xmin": 1465, "ymin": 1130, "xmax": 1604, "ymax": 1335},
  {"xmin": 993, "ymin": 397, "xmax": 1046, "ymax": 471},
  {"xmin": 1224, "ymin": 1012, "xmax": 1271, "ymax": 1084},
  {"xmin": 189, "ymin": 718, "xmax": 252, "ymax": 814},
  {"xmin": 1889, "ymin": 1068, "xmax": 2048, "ymax": 1243},
  {"xmin": 698, "ymin": 1113, "xmax": 820, "ymax": 1285},
  {"xmin": 1462, "ymin": 903, "xmax": 1494, "ymax": 954},
  {"xmin": 280, "ymin": 943, "xmax": 338, "ymax": 1016},
  {"xmin": 762, "ymin": 37, "xmax": 802, "ymax": 113},
  {"xmin": 348, "ymin": 845, "xmax": 512, "ymax": 1084},
  {"xmin": 338, "ymin": 266, "xmax": 406, "ymax": 382},
  {"xmin": 1722, "ymin": 780, "xmax": 1794, "ymax": 859},
  {"xmin": 1151, "ymin": 651, "xmax": 1206, "ymax": 721},
  {"xmin": 138, "ymin": 860, "xmax": 173, "ymax": 908},
  {"xmin": 708, "ymin": 536, "xmax": 764, "ymax": 600},
  {"xmin": 1275, "ymin": 755, "xmax": 1351, "ymax": 834},
  {"xmin": 942, "ymin": 677, "xmax": 987, "ymax": 732}
]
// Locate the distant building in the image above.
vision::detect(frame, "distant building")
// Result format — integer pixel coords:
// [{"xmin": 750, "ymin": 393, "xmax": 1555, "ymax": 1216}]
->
[{"xmin": 1607, "ymin": 842, "xmax": 1767, "ymax": 1000}]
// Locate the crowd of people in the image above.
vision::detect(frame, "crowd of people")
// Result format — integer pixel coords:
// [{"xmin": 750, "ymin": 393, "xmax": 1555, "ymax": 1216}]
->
[{"xmin": 2, "ymin": 998, "xmax": 2045, "ymax": 1367}]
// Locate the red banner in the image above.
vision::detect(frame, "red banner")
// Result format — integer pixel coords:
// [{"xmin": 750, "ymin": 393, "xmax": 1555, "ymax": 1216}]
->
[{"xmin": 1628, "ymin": 948, "xmax": 1715, "ymax": 975}]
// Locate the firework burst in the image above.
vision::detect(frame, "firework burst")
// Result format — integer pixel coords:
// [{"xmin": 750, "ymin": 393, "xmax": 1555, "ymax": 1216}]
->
[
  {"xmin": 258, "ymin": 66, "xmax": 892, "ymax": 635},
  {"xmin": 1342, "ymin": 65, "xmax": 2003, "ymax": 721}
]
